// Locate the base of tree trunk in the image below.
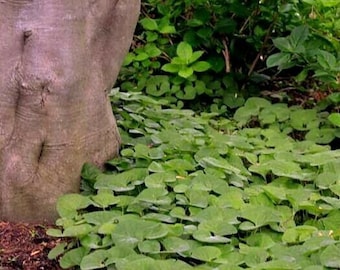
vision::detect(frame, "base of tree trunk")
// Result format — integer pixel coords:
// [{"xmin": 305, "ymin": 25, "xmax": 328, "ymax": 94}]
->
[{"xmin": 0, "ymin": 0, "xmax": 140, "ymax": 223}]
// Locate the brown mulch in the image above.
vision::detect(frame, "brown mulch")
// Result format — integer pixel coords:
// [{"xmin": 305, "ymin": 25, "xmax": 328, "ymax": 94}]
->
[{"xmin": 0, "ymin": 222, "xmax": 64, "ymax": 270}]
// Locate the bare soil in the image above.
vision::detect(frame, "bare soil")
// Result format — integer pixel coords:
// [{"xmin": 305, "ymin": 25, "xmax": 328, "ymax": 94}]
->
[{"xmin": 0, "ymin": 222, "xmax": 64, "ymax": 270}]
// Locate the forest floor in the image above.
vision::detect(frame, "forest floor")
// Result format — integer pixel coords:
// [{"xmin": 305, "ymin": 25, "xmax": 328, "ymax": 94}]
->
[{"xmin": 0, "ymin": 222, "xmax": 64, "ymax": 270}]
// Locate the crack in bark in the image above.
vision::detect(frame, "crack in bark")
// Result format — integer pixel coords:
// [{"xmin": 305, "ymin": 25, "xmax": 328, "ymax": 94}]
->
[
  {"xmin": 0, "ymin": 0, "xmax": 33, "ymax": 5},
  {"xmin": 39, "ymin": 84, "xmax": 50, "ymax": 108},
  {"xmin": 37, "ymin": 141, "xmax": 44, "ymax": 163},
  {"xmin": 23, "ymin": 29, "xmax": 32, "ymax": 44}
]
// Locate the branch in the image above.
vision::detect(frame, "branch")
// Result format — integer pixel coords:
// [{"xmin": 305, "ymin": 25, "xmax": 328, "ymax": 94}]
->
[{"xmin": 222, "ymin": 39, "xmax": 231, "ymax": 73}]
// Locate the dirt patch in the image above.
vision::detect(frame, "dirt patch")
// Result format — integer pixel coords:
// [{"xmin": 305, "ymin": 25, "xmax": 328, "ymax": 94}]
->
[{"xmin": 0, "ymin": 222, "xmax": 64, "ymax": 270}]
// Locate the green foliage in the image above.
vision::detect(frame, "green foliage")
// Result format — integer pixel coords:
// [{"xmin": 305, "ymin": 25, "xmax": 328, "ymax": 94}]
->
[
  {"xmin": 47, "ymin": 3, "xmax": 340, "ymax": 269},
  {"xmin": 117, "ymin": 0, "xmax": 339, "ymax": 110},
  {"xmin": 161, "ymin": 42, "xmax": 211, "ymax": 79},
  {"xmin": 233, "ymin": 97, "xmax": 339, "ymax": 144},
  {"xmin": 267, "ymin": 25, "xmax": 340, "ymax": 86},
  {"xmin": 49, "ymin": 91, "xmax": 340, "ymax": 269}
]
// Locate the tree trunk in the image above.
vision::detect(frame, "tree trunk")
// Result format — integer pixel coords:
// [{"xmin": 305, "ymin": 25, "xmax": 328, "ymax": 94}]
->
[{"xmin": 0, "ymin": 0, "xmax": 140, "ymax": 223}]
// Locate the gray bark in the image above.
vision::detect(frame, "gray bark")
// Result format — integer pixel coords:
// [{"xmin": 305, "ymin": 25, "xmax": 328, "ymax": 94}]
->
[{"xmin": 0, "ymin": 0, "xmax": 140, "ymax": 222}]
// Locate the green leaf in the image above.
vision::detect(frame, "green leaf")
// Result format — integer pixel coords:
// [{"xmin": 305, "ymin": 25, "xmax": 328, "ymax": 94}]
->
[
  {"xmin": 63, "ymin": 224, "xmax": 93, "ymax": 237},
  {"xmin": 319, "ymin": 211, "xmax": 340, "ymax": 230},
  {"xmin": 233, "ymin": 106, "xmax": 258, "ymax": 125},
  {"xmin": 138, "ymin": 240, "xmax": 161, "ymax": 254},
  {"xmin": 80, "ymin": 234, "xmax": 102, "ymax": 249},
  {"xmin": 46, "ymin": 228, "xmax": 63, "ymax": 237},
  {"xmin": 306, "ymin": 128, "xmax": 335, "ymax": 144},
  {"xmin": 136, "ymin": 187, "xmax": 170, "ymax": 205},
  {"xmin": 193, "ymin": 230, "xmax": 231, "ymax": 243},
  {"xmin": 60, "ymin": 247, "xmax": 88, "ymax": 269},
  {"xmin": 135, "ymin": 52, "xmax": 149, "ymax": 61},
  {"xmin": 266, "ymin": 53, "xmax": 292, "ymax": 68},
  {"xmin": 111, "ymin": 218, "xmax": 168, "ymax": 248},
  {"xmin": 80, "ymin": 250, "xmax": 108, "ymax": 270},
  {"xmin": 91, "ymin": 190, "xmax": 119, "ymax": 208},
  {"xmin": 290, "ymin": 25, "xmax": 309, "ymax": 50},
  {"xmin": 262, "ymin": 186, "xmax": 287, "ymax": 202},
  {"xmin": 122, "ymin": 52, "xmax": 135, "ymax": 66},
  {"xmin": 162, "ymin": 237, "xmax": 191, "ymax": 253},
  {"xmin": 282, "ymin": 225, "xmax": 318, "ymax": 244},
  {"xmin": 105, "ymin": 246, "xmax": 136, "ymax": 265},
  {"xmin": 48, "ymin": 243, "xmax": 67, "ymax": 260},
  {"xmin": 297, "ymin": 150, "xmax": 340, "ymax": 166},
  {"xmin": 145, "ymin": 75, "xmax": 171, "ymax": 97},
  {"xmin": 177, "ymin": 42, "xmax": 193, "ymax": 63},
  {"xmin": 269, "ymin": 160, "xmax": 305, "ymax": 179},
  {"xmin": 146, "ymin": 31, "xmax": 159, "ymax": 42},
  {"xmin": 115, "ymin": 257, "xmax": 158, "ymax": 270},
  {"xmin": 328, "ymin": 93, "xmax": 340, "ymax": 104},
  {"xmin": 171, "ymin": 56, "xmax": 186, "ymax": 65},
  {"xmin": 328, "ymin": 113, "xmax": 340, "ymax": 127},
  {"xmin": 191, "ymin": 61, "xmax": 211, "ymax": 72},
  {"xmin": 159, "ymin": 25, "xmax": 176, "ymax": 34},
  {"xmin": 191, "ymin": 246, "xmax": 222, "ymax": 262},
  {"xmin": 290, "ymin": 109, "xmax": 319, "ymax": 131},
  {"xmin": 161, "ymin": 63, "xmax": 180, "ymax": 73},
  {"xmin": 195, "ymin": 206, "xmax": 239, "ymax": 225},
  {"xmin": 158, "ymin": 17, "xmax": 176, "ymax": 34},
  {"xmin": 272, "ymin": 37, "xmax": 292, "ymax": 52},
  {"xmin": 330, "ymin": 184, "xmax": 340, "ymax": 196},
  {"xmin": 295, "ymin": 68, "xmax": 309, "ymax": 82},
  {"xmin": 320, "ymin": 244, "xmax": 340, "ymax": 268},
  {"xmin": 253, "ymin": 260, "xmax": 300, "ymax": 270},
  {"xmin": 149, "ymin": 147, "xmax": 165, "ymax": 159},
  {"xmin": 246, "ymin": 233, "xmax": 277, "ymax": 249},
  {"xmin": 198, "ymin": 157, "xmax": 241, "ymax": 175},
  {"xmin": 81, "ymin": 163, "xmax": 101, "ymax": 182},
  {"xmin": 170, "ymin": 207, "xmax": 195, "ymax": 222},
  {"xmin": 315, "ymin": 172, "xmax": 337, "ymax": 189},
  {"xmin": 239, "ymin": 244, "xmax": 268, "ymax": 267},
  {"xmin": 56, "ymin": 194, "xmax": 92, "ymax": 218},
  {"xmin": 164, "ymin": 159, "xmax": 195, "ymax": 172},
  {"xmin": 245, "ymin": 97, "xmax": 271, "ymax": 109},
  {"xmin": 140, "ymin": 18, "xmax": 158, "ymax": 31},
  {"xmin": 189, "ymin": 51, "xmax": 204, "ymax": 63},
  {"xmin": 177, "ymin": 85, "xmax": 196, "ymax": 100},
  {"xmin": 302, "ymin": 236, "xmax": 336, "ymax": 254},
  {"xmin": 317, "ymin": 50, "xmax": 337, "ymax": 69},
  {"xmin": 83, "ymin": 211, "xmax": 121, "ymax": 225},
  {"xmin": 178, "ymin": 66, "xmax": 194, "ymax": 78},
  {"xmin": 94, "ymin": 168, "xmax": 148, "ymax": 191},
  {"xmin": 215, "ymin": 190, "xmax": 246, "ymax": 209},
  {"xmin": 215, "ymin": 250, "xmax": 244, "ymax": 266},
  {"xmin": 185, "ymin": 189, "xmax": 209, "ymax": 208},
  {"xmin": 145, "ymin": 171, "xmax": 177, "ymax": 188},
  {"xmin": 240, "ymin": 205, "xmax": 282, "ymax": 229},
  {"xmin": 148, "ymin": 161, "xmax": 166, "ymax": 173},
  {"xmin": 143, "ymin": 213, "xmax": 176, "ymax": 223},
  {"xmin": 98, "ymin": 222, "xmax": 117, "ymax": 235}
]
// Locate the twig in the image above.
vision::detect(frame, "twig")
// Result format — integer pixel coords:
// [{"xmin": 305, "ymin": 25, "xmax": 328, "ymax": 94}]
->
[
  {"xmin": 222, "ymin": 39, "xmax": 231, "ymax": 73},
  {"xmin": 239, "ymin": 16, "xmax": 250, "ymax": 35},
  {"xmin": 239, "ymin": 5, "xmax": 260, "ymax": 35},
  {"xmin": 248, "ymin": 13, "xmax": 278, "ymax": 76}
]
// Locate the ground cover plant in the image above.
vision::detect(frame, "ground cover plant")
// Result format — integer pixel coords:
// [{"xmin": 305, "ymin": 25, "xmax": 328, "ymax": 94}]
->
[{"xmin": 48, "ymin": 90, "xmax": 340, "ymax": 269}]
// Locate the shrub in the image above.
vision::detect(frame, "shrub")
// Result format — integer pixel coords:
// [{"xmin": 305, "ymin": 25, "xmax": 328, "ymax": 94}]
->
[{"xmin": 117, "ymin": 0, "xmax": 339, "ymax": 111}]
